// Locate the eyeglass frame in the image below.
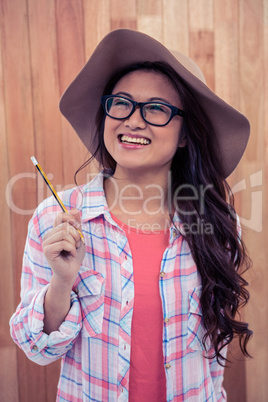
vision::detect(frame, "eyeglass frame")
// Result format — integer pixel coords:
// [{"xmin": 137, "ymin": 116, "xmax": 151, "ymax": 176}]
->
[{"xmin": 101, "ymin": 95, "xmax": 185, "ymax": 127}]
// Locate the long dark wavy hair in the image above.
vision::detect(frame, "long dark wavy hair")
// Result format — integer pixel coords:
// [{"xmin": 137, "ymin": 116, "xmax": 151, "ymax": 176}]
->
[{"xmin": 75, "ymin": 61, "xmax": 252, "ymax": 365}]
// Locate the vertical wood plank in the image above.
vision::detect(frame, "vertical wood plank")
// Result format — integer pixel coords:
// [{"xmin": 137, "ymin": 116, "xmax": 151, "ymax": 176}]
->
[
  {"xmin": 214, "ymin": 0, "xmax": 240, "ymax": 108},
  {"xmin": 239, "ymin": 0, "xmax": 264, "ymax": 166},
  {"xmin": 213, "ymin": 0, "xmax": 242, "ymax": 201},
  {"xmin": 189, "ymin": 30, "xmax": 215, "ymax": 90},
  {"xmin": 28, "ymin": 0, "xmax": 63, "ymax": 184},
  {"xmin": 214, "ymin": 1, "xmax": 247, "ymax": 400},
  {"xmin": 0, "ymin": 0, "xmax": 47, "ymax": 400},
  {"xmin": 82, "ymin": 0, "xmax": 112, "ymax": 180},
  {"xmin": 0, "ymin": 0, "xmax": 14, "ymax": 344},
  {"xmin": 188, "ymin": 0, "xmax": 215, "ymax": 90},
  {"xmin": 0, "ymin": 348, "xmax": 19, "ymax": 402},
  {"xmin": 263, "ymin": 8, "xmax": 268, "ymax": 400},
  {"xmin": 223, "ymin": 339, "xmax": 247, "ymax": 402},
  {"xmin": 56, "ymin": 0, "xmax": 85, "ymax": 94},
  {"xmin": 83, "ymin": 0, "xmax": 111, "ymax": 59},
  {"xmin": 110, "ymin": 0, "xmax": 137, "ymax": 30},
  {"xmin": 163, "ymin": 0, "xmax": 189, "ymax": 55},
  {"xmin": 239, "ymin": 2, "xmax": 267, "ymax": 401},
  {"xmin": 189, "ymin": 0, "xmax": 214, "ymax": 30},
  {"xmin": 264, "ymin": 0, "xmax": 268, "ymax": 231},
  {"xmin": 45, "ymin": 360, "xmax": 61, "ymax": 402},
  {"xmin": 0, "ymin": 0, "xmax": 37, "ymax": 250},
  {"xmin": 0, "ymin": 4, "xmax": 19, "ymax": 401},
  {"xmin": 56, "ymin": 0, "xmax": 88, "ymax": 186},
  {"xmin": 16, "ymin": 348, "xmax": 47, "ymax": 402},
  {"xmin": 1, "ymin": 0, "xmax": 37, "ymax": 385},
  {"xmin": 137, "ymin": 0, "xmax": 163, "ymax": 41}
]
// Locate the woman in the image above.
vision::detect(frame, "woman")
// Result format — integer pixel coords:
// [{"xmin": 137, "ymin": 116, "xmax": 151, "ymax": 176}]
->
[{"xmin": 10, "ymin": 29, "xmax": 252, "ymax": 401}]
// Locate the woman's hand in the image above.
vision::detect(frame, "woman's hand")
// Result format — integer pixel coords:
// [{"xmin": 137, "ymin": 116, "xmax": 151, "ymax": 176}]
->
[
  {"xmin": 42, "ymin": 209, "xmax": 85, "ymax": 334},
  {"xmin": 42, "ymin": 209, "xmax": 85, "ymax": 287}
]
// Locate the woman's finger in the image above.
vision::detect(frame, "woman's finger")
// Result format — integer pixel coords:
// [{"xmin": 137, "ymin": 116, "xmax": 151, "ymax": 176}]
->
[
  {"xmin": 69, "ymin": 208, "xmax": 81, "ymax": 223},
  {"xmin": 53, "ymin": 212, "xmax": 77, "ymax": 228},
  {"xmin": 53, "ymin": 211, "xmax": 83, "ymax": 239},
  {"xmin": 43, "ymin": 239, "xmax": 77, "ymax": 260},
  {"xmin": 43, "ymin": 222, "xmax": 81, "ymax": 248}
]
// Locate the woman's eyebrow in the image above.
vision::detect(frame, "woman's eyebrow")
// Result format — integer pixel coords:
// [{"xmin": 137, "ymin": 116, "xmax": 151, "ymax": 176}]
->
[
  {"xmin": 113, "ymin": 91, "xmax": 133, "ymax": 99},
  {"xmin": 149, "ymin": 97, "xmax": 172, "ymax": 104},
  {"xmin": 113, "ymin": 91, "xmax": 172, "ymax": 104}
]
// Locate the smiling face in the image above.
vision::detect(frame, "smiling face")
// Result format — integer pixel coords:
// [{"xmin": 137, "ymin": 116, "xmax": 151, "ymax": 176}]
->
[{"xmin": 103, "ymin": 69, "xmax": 185, "ymax": 179}]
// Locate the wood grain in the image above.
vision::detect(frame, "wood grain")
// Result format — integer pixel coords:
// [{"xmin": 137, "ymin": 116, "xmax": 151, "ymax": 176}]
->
[
  {"xmin": 111, "ymin": 0, "xmax": 137, "ymax": 30},
  {"xmin": 56, "ymin": 0, "xmax": 88, "ymax": 184},
  {"xmin": 214, "ymin": 0, "xmax": 240, "ymax": 108},
  {"xmin": 0, "ymin": 0, "xmax": 44, "ymax": 399},
  {"xmin": 0, "ymin": 5, "xmax": 19, "ymax": 402},
  {"xmin": 83, "ymin": 0, "xmax": 111, "ymax": 58},
  {"xmin": 163, "ymin": 0, "xmax": 189, "ymax": 55},
  {"xmin": 137, "ymin": 0, "xmax": 163, "ymax": 41},
  {"xmin": 0, "ymin": 347, "xmax": 19, "ymax": 402},
  {"xmin": 239, "ymin": 2, "xmax": 267, "ymax": 401},
  {"xmin": 189, "ymin": 0, "xmax": 214, "ymax": 31},
  {"xmin": 28, "ymin": 0, "xmax": 63, "ymax": 183},
  {"xmin": 0, "ymin": 1, "xmax": 266, "ymax": 400}
]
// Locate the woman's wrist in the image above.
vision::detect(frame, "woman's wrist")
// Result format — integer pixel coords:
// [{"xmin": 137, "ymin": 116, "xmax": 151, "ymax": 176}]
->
[
  {"xmin": 43, "ymin": 276, "xmax": 74, "ymax": 334},
  {"xmin": 49, "ymin": 269, "xmax": 78, "ymax": 293}
]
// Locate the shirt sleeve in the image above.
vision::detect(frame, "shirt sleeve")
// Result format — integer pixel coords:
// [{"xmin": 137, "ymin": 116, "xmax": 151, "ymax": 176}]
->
[
  {"xmin": 9, "ymin": 210, "xmax": 83, "ymax": 366},
  {"xmin": 209, "ymin": 346, "xmax": 227, "ymax": 401}
]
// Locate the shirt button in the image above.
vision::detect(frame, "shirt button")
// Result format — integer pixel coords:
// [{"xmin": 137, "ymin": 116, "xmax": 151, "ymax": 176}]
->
[
  {"xmin": 125, "ymin": 255, "xmax": 127, "ymax": 260},
  {"xmin": 164, "ymin": 317, "xmax": 170, "ymax": 324},
  {"xmin": 32, "ymin": 345, "xmax": 38, "ymax": 351},
  {"xmin": 165, "ymin": 363, "xmax": 171, "ymax": 369},
  {"xmin": 160, "ymin": 271, "xmax": 165, "ymax": 277},
  {"xmin": 172, "ymin": 230, "xmax": 177, "ymax": 238}
]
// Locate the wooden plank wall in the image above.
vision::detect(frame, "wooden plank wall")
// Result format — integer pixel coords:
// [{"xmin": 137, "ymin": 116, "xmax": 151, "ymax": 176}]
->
[{"xmin": 0, "ymin": 0, "xmax": 266, "ymax": 401}]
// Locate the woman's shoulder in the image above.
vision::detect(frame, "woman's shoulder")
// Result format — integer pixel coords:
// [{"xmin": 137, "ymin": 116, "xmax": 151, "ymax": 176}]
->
[
  {"xmin": 29, "ymin": 186, "xmax": 83, "ymax": 241},
  {"xmin": 34, "ymin": 173, "xmax": 103, "ymax": 216},
  {"xmin": 29, "ymin": 173, "xmax": 104, "ymax": 240},
  {"xmin": 34, "ymin": 185, "xmax": 84, "ymax": 217}
]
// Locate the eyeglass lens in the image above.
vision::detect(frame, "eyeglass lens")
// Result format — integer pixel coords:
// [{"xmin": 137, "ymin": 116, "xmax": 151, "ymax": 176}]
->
[{"xmin": 105, "ymin": 96, "xmax": 172, "ymax": 125}]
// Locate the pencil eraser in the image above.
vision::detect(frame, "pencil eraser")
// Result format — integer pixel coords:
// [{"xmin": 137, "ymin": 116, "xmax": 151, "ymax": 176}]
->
[{"xmin": 31, "ymin": 156, "xmax": 38, "ymax": 166}]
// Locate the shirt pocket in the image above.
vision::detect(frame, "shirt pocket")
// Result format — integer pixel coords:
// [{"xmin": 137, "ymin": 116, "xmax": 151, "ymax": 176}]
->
[
  {"xmin": 74, "ymin": 270, "xmax": 105, "ymax": 338},
  {"xmin": 187, "ymin": 286, "xmax": 211, "ymax": 352}
]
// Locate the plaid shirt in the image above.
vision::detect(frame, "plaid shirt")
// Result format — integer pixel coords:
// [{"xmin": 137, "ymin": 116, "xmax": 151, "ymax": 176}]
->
[{"xmin": 10, "ymin": 172, "xmax": 227, "ymax": 401}]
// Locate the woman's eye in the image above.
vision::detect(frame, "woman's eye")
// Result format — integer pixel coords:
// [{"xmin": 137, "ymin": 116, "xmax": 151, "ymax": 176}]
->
[
  {"xmin": 114, "ymin": 98, "xmax": 131, "ymax": 107},
  {"xmin": 147, "ymin": 104, "xmax": 167, "ymax": 114}
]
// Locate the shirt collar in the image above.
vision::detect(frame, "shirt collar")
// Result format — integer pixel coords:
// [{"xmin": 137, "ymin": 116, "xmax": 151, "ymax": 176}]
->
[
  {"xmin": 80, "ymin": 172, "xmax": 112, "ymax": 223},
  {"xmin": 80, "ymin": 172, "xmax": 185, "ymax": 239}
]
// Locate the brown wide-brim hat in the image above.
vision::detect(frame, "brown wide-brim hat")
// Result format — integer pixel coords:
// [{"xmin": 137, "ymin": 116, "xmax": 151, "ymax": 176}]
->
[{"xmin": 60, "ymin": 28, "xmax": 250, "ymax": 178}]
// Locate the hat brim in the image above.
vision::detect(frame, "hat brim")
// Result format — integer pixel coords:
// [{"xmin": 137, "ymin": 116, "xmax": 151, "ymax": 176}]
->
[{"xmin": 59, "ymin": 29, "xmax": 250, "ymax": 178}]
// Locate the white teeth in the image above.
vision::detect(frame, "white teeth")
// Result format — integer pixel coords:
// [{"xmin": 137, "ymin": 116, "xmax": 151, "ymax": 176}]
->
[{"xmin": 120, "ymin": 135, "xmax": 150, "ymax": 145}]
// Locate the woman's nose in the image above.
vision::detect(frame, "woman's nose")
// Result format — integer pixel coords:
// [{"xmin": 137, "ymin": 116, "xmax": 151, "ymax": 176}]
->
[{"xmin": 123, "ymin": 107, "xmax": 147, "ymax": 130}]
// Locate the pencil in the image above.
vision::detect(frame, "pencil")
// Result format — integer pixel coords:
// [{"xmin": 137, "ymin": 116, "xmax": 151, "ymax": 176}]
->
[{"xmin": 31, "ymin": 156, "xmax": 85, "ymax": 244}]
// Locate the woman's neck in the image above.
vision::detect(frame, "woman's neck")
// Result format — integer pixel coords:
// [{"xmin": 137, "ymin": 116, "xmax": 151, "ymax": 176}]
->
[{"xmin": 104, "ymin": 167, "xmax": 172, "ymax": 229}]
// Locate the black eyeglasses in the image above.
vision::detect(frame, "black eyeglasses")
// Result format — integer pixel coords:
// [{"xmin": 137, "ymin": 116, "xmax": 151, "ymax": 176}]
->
[{"xmin": 101, "ymin": 95, "xmax": 185, "ymax": 127}]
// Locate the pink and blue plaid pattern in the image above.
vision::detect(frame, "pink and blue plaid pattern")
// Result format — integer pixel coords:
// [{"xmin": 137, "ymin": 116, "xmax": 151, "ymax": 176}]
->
[{"xmin": 10, "ymin": 173, "xmax": 226, "ymax": 401}]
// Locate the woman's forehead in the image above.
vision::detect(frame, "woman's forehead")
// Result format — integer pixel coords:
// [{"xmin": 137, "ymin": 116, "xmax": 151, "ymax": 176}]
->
[{"xmin": 112, "ymin": 69, "xmax": 182, "ymax": 104}]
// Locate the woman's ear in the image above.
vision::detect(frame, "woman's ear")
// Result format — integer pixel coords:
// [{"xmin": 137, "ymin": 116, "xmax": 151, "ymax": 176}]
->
[{"xmin": 178, "ymin": 135, "xmax": 187, "ymax": 148}]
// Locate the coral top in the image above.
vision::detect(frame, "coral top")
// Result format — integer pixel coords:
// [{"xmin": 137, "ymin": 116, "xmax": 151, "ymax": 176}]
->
[{"xmin": 111, "ymin": 214, "xmax": 169, "ymax": 401}]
